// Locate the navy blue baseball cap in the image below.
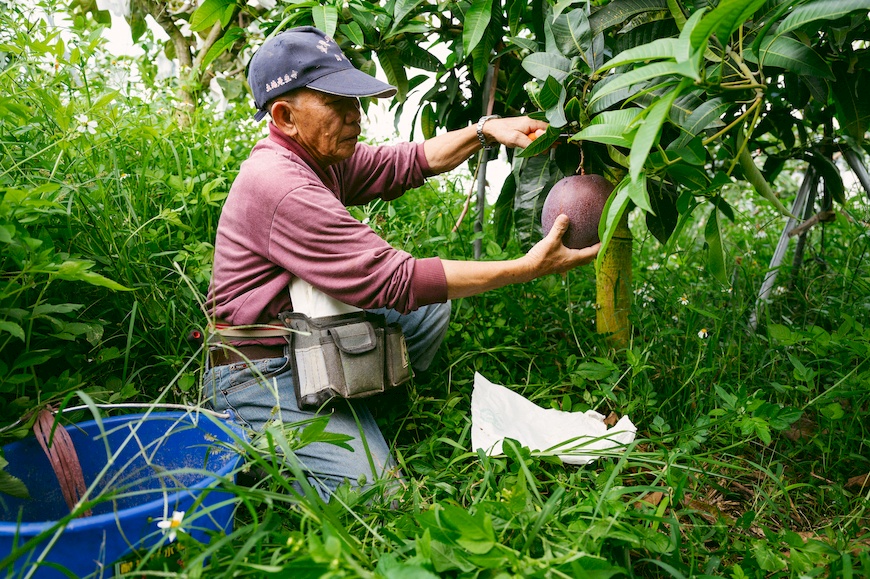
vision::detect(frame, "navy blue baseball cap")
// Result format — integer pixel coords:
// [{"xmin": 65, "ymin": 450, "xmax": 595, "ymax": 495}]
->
[{"xmin": 248, "ymin": 26, "xmax": 397, "ymax": 121}]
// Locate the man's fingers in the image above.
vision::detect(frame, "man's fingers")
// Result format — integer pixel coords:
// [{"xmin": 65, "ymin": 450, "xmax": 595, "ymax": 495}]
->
[{"xmin": 548, "ymin": 214, "xmax": 570, "ymax": 237}]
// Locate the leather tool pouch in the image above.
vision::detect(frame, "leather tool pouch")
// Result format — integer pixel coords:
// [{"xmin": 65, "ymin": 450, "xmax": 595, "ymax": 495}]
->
[{"xmin": 278, "ymin": 311, "xmax": 412, "ymax": 409}]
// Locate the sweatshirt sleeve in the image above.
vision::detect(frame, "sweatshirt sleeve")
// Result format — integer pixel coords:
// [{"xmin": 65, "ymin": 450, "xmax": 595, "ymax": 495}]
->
[
  {"xmin": 268, "ymin": 178, "xmax": 447, "ymax": 313},
  {"xmin": 336, "ymin": 142, "xmax": 433, "ymax": 205}
]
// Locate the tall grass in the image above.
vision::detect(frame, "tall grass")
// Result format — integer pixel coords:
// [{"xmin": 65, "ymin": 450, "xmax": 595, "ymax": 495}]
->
[{"xmin": 2, "ymin": 5, "xmax": 869, "ymax": 577}]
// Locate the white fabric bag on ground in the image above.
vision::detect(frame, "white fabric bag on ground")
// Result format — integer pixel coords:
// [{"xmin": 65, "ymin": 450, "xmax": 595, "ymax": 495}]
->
[{"xmin": 471, "ymin": 372, "xmax": 637, "ymax": 465}]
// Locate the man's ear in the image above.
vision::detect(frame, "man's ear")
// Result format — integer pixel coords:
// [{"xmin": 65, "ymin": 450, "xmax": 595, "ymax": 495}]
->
[{"xmin": 270, "ymin": 100, "xmax": 297, "ymax": 137}]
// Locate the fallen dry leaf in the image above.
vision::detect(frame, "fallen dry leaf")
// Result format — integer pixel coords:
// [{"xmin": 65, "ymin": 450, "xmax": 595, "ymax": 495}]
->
[
  {"xmin": 639, "ymin": 491, "xmax": 665, "ymax": 508},
  {"xmin": 845, "ymin": 472, "xmax": 870, "ymax": 490},
  {"xmin": 603, "ymin": 412, "xmax": 619, "ymax": 427},
  {"xmin": 783, "ymin": 415, "xmax": 816, "ymax": 442}
]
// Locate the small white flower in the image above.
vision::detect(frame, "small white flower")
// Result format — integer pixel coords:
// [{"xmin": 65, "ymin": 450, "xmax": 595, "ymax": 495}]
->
[
  {"xmin": 679, "ymin": 295, "xmax": 689, "ymax": 306},
  {"xmin": 75, "ymin": 114, "xmax": 97, "ymax": 134},
  {"xmin": 773, "ymin": 285, "xmax": 787, "ymax": 296},
  {"xmin": 156, "ymin": 510, "xmax": 186, "ymax": 543},
  {"xmin": 672, "ymin": 315, "xmax": 679, "ymax": 323},
  {"xmin": 753, "ymin": 229, "xmax": 768, "ymax": 239},
  {"xmin": 647, "ymin": 262, "xmax": 661, "ymax": 271},
  {"xmin": 698, "ymin": 328, "xmax": 709, "ymax": 339}
]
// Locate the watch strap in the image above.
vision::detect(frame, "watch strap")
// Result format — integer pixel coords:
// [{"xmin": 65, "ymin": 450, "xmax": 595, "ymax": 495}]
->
[{"xmin": 477, "ymin": 115, "xmax": 500, "ymax": 150}]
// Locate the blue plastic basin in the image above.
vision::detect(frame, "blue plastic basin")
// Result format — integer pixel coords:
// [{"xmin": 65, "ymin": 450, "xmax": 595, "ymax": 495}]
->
[{"xmin": 0, "ymin": 411, "xmax": 244, "ymax": 578}]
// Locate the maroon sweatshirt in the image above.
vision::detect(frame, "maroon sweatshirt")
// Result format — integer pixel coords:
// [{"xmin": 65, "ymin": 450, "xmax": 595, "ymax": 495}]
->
[{"xmin": 207, "ymin": 123, "xmax": 448, "ymax": 329}]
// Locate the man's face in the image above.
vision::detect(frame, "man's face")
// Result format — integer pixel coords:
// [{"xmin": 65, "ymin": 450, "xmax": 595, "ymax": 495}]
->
[{"xmin": 277, "ymin": 88, "xmax": 362, "ymax": 167}]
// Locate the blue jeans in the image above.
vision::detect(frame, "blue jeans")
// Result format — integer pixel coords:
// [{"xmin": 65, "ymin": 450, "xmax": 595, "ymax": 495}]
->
[{"xmin": 203, "ymin": 301, "xmax": 451, "ymax": 500}]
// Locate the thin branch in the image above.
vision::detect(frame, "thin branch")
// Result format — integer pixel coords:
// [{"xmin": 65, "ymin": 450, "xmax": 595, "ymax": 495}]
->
[{"xmin": 192, "ymin": 21, "xmax": 225, "ymax": 78}]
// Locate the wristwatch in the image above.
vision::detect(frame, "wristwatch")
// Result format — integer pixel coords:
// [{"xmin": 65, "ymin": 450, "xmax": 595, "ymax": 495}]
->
[{"xmin": 477, "ymin": 114, "xmax": 500, "ymax": 151}]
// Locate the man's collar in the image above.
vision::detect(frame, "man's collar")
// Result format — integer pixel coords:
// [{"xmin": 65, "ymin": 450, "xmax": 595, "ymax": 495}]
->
[{"xmin": 267, "ymin": 122, "xmax": 338, "ymax": 191}]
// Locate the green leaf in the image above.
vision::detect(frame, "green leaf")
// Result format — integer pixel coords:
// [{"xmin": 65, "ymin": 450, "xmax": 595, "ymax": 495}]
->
[
  {"xmin": 551, "ymin": 9, "xmax": 592, "ymax": 57},
  {"xmin": 768, "ymin": 323, "xmax": 800, "ymax": 345},
  {"xmin": 746, "ymin": 36, "xmax": 834, "ymax": 80},
  {"xmin": 313, "ymin": 5, "xmax": 339, "ymax": 38},
  {"xmin": 200, "ymin": 27, "xmax": 244, "ymax": 71},
  {"xmin": 393, "ymin": 0, "xmax": 426, "ymax": 26},
  {"xmin": 349, "ymin": 5, "xmax": 377, "ymax": 38},
  {"xmin": 820, "ymin": 402, "xmax": 844, "ymax": 420},
  {"xmin": 521, "ymin": 52, "xmax": 572, "ymax": 82},
  {"xmin": 737, "ymin": 145, "xmax": 795, "ymax": 218},
  {"xmin": 803, "ymin": 150, "xmax": 845, "ymax": 204},
  {"xmin": 0, "ymin": 224, "xmax": 14, "ymax": 244},
  {"xmin": 598, "ymin": 38, "xmax": 687, "ymax": 73},
  {"xmin": 667, "ymin": 0, "xmax": 688, "ymax": 30},
  {"xmin": 53, "ymin": 261, "xmax": 131, "ymax": 291},
  {"xmin": 666, "ymin": 163, "xmax": 709, "ymax": 190},
  {"xmin": 189, "ymin": 0, "xmax": 232, "ymax": 32},
  {"xmin": 470, "ymin": 30, "xmax": 493, "ymax": 84},
  {"xmin": 516, "ymin": 126, "xmax": 561, "ymax": 158},
  {"xmin": 0, "ymin": 321, "xmax": 25, "ymax": 341},
  {"xmin": 32, "ymin": 303, "xmax": 82, "ymax": 316},
  {"xmin": 690, "ymin": 0, "xmax": 767, "ymax": 48},
  {"xmin": 512, "ymin": 154, "xmax": 562, "ymax": 250},
  {"xmin": 589, "ymin": 0, "xmax": 669, "ymax": 36},
  {"xmin": 592, "ymin": 108, "xmax": 643, "ymax": 127},
  {"xmin": 831, "ymin": 62, "xmax": 870, "ymax": 140},
  {"xmin": 630, "ymin": 84, "xmax": 682, "ymax": 181},
  {"xmin": 627, "ymin": 173, "xmax": 653, "ymax": 213},
  {"xmin": 704, "ymin": 209, "xmax": 728, "ymax": 285},
  {"xmin": 646, "ymin": 183, "xmax": 679, "ymax": 243},
  {"xmin": 589, "ymin": 60, "xmax": 698, "ymax": 108},
  {"xmin": 539, "ymin": 76, "xmax": 567, "ymax": 127},
  {"xmin": 0, "ymin": 457, "xmax": 29, "ymax": 499},
  {"xmin": 775, "ymin": 0, "xmax": 870, "ymax": 38},
  {"xmin": 538, "ymin": 76, "xmax": 565, "ymax": 110},
  {"xmin": 463, "ymin": 0, "xmax": 493, "ymax": 56},
  {"xmin": 340, "ymin": 22, "xmax": 366, "ymax": 46},
  {"xmin": 378, "ymin": 48, "xmax": 409, "ymax": 102},
  {"xmin": 421, "ymin": 103, "xmax": 436, "ymax": 139},
  {"xmin": 672, "ymin": 97, "xmax": 730, "ymax": 148},
  {"xmin": 596, "ymin": 177, "xmax": 633, "ymax": 271},
  {"xmin": 12, "ymin": 350, "xmax": 54, "ymax": 371},
  {"xmin": 569, "ymin": 124, "xmax": 634, "ymax": 148}
]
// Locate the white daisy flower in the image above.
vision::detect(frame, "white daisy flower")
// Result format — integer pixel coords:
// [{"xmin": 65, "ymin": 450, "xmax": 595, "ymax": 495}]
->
[
  {"xmin": 156, "ymin": 510, "xmax": 186, "ymax": 543},
  {"xmin": 698, "ymin": 328, "xmax": 709, "ymax": 339},
  {"xmin": 75, "ymin": 114, "xmax": 97, "ymax": 134},
  {"xmin": 679, "ymin": 295, "xmax": 689, "ymax": 306}
]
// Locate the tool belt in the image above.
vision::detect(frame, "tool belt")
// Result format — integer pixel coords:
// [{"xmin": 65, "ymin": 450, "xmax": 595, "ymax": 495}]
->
[
  {"xmin": 277, "ymin": 311, "xmax": 412, "ymax": 409},
  {"xmin": 206, "ymin": 312, "xmax": 412, "ymax": 410}
]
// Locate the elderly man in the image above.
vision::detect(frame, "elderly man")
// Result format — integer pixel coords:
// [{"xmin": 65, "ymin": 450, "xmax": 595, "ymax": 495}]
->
[{"xmin": 204, "ymin": 26, "xmax": 598, "ymax": 499}]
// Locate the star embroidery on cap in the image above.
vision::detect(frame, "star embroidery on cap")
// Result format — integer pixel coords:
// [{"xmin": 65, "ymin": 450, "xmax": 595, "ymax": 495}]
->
[
  {"xmin": 277, "ymin": 76, "xmax": 284, "ymax": 85},
  {"xmin": 283, "ymin": 74, "xmax": 291, "ymax": 83},
  {"xmin": 290, "ymin": 70, "xmax": 298, "ymax": 79},
  {"xmin": 317, "ymin": 39, "xmax": 329, "ymax": 53}
]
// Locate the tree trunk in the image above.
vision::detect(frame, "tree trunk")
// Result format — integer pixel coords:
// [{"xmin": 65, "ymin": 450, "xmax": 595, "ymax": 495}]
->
[{"xmin": 596, "ymin": 211, "xmax": 632, "ymax": 349}]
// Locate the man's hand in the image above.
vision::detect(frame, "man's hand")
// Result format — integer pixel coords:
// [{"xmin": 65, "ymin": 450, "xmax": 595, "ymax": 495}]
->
[
  {"xmin": 483, "ymin": 116, "xmax": 549, "ymax": 150},
  {"xmin": 525, "ymin": 214, "xmax": 600, "ymax": 275}
]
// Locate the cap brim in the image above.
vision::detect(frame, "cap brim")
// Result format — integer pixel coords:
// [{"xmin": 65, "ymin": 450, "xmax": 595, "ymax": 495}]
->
[
  {"xmin": 254, "ymin": 109, "xmax": 268, "ymax": 121},
  {"xmin": 307, "ymin": 68, "xmax": 397, "ymax": 99}
]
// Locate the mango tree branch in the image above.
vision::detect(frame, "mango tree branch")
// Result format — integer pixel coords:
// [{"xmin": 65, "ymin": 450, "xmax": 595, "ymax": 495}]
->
[
  {"xmin": 192, "ymin": 21, "xmax": 226, "ymax": 80},
  {"xmin": 137, "ymin": 0, "xmax": 192, "ymax": 70}
]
